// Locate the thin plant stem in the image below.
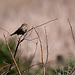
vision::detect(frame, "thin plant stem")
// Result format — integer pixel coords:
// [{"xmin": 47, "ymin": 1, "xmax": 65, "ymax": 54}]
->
[
  {"xmin": 7, "ymin": 33, "xmax": 27, "ymax": 74},
  {"xmin": 44, "ymin": 26, "xmax": 49, "ymax": 65},
  {"xmin": 34, "ymin": 28, "xmax": 44, "ymax": 65},
  {"xmin": 27, "ymin": 18, "xmax": 58, "ymax": 32},
  {"xmin": 67, "ymin": 18, "xmax": 75, "ymax": 75},
  {"xmin": 67, "ymin": 18, "xmax": 75, "ymax": 43},
  {"xmin": 3, "ymin": 34, "xmax": 21, "ymax": 75},
  {"xmin": 34, "ymin": 28, "xmax": 45, "ymax": 75}
]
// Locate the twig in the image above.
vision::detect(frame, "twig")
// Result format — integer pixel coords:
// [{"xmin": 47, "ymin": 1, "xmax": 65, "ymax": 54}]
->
[
  {"xmin": 0, "ymin": 27, "xmax": 10, "ymax": 35},
  {"xmin": 28, "ymin": 63, "xmax": 42, "ymax": 69},
  {"xmin": 69, "ymin": 66, "xmax": 75, "ymax": 75},
  {"xmin": 67, "ymin": 18, "xmax": 75, "ymax": 43},
  {"xmin": 34, "ymin": 63, "xmax": 48, "ymax": 75},
  {"xmin": 7, "ymin": 33, "xmax": 27, "ymax": 74},
  {"xmin": 3, "ymin": 34, "xmax": 21, "ymax": 75},
  {"xmin": 1, "ymin": 18, "xmax": 57, "ymax": 75},
  {"xmin": 34, "ymin": 28, "xmax": 44, "ymax": 65},
  {"xmin": 0, "ymin": 64, "xmax": 10, "ymax": 72},
  {"xmin": 42, "ymin": 26, "xmax": 49, "ymax": 75},
  {"xmin": 23, "ymin": 60, "xmax": 55, "ymax": 75},
  {"xmin": 25, "ymin": 40, "xmax": 38, "ymax": 73},
  {"xmin": 34, "ymin": 67, "xmax": 42, "ymax": 75},
  {"xmin": 44, "ymin": 26, "xmax": 49, "ymax": 65},
  {"xmin": 26, "ymin": 28, "xmax": 33, "ymax": 38},
  {"xmin": 33, "ymin": 28, "xmax": 44, "ymax": 75},
  {"xmin": 27, "ymin": 18, "xmax": 58, "ymax": 32},
  {"xmin": 34, "ymin": 18, "xmax": 58, "ymax": 29},
  {"xmin": 1, "ymin": 66, "xmax": 15, "ymax": 75},
  {"xmin": 67, "ymin": 19, "xmax": 75, "ymax": 75},
  {"xmin": 1, "ymin": 69, "xmax": 9, "ymax": 75},
  {"xmin": 43, "ymin": 66, "xmax": 45, "ymax": 75},
  {"xmin": 25, "ymin": 37, "xmax": 38, "ymax": 41},
  {"xmin": 31, "ymin": 40, "xmax": 38, "ymax": 61}
]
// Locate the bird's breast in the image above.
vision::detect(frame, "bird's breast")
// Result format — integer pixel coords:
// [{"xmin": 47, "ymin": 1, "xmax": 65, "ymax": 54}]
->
[{"xmin": 22, "ymin": 27, "xmax": 27, "ymax": 32}]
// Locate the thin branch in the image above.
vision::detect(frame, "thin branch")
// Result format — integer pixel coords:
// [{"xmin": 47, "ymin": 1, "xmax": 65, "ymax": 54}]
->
[
  {"xmin": 34, "ymin": 28, "xmax": 44, "ymax": 65},
  {"xmin": 33, "ymin": 63, "xmax": 48, "ymax": 75},
  {"xmin": 28, "ymin": 63, "xmax": 42, "ymax": 69},
  {"xmin": 0, "ymin": 27, "xmax": 10, "ymax": 35},
  {"xmin": 44, "ymin": 26, "xmax": 49, "ymax": 65},
  {"xmin": 1, "ymin": 18, "xmax": 57, "ymax": 75},
  {"xmin": 26, "ymin": 28, "xmax": 33, "ymax": 38},
  {"xmin": 34, "ymin": 18, "xmax": 58, "ymax": 29},
  {"xmin": 34, "ymin": 67, "xmax": 42, "ymax": 75},
  {"xmin": 3, "ymin": 34, "xmax": 21, "ymax": 75},
  {"xmin": 24, "ymin": 40, "xmax": 38, "ymax": 73},
  {"xmin": 29, "ymin": 60, "xmax": 55, "ymax": 70},
  {"xmin": 67, "ymin": 19, "xmax": 75, "ymax": 75},
  {"xmin": 69, "ymin": 66, "xmax": 75, "ymax": 75},
  {"xmin": 27, "ymin": 18, "xmax": 58, "ymax": 32},
  {"xmin": 1, "ymin": 69, "xmax": 9, "ymax": 75},
  {"xmin": 0, "ymin": 64, "xmax": 10, "ymax": 72},
  {"xmin": 23, "ymin": 60, "xmax": 55, "ymax": 75},
  {"xmin": 31, "ymin": 40, "xmax": 38, "ymax": 61},
  {"xmin": 7, "ymin": 33, "xmax": 27, "ymax": 74},
  {"xmin": 1, "ymin": 66, "xmax": 15, "ymax": 75},
  {"xmin": 33, "ymin": 28, "xmax": 44, "ymax": 75},
  {"xmin": 43, "ymin": 67, "xmax": 45, "ymax": 75},
  {"xmin": 67, "ymin": 18, "xmax": 75, "ymax": 43},
  {"xmin": 25, "ymin": 37, "xmax": 38, "ymax": 41},
  {"xmin": 43, "ymin": 26, "xmax": 49, "ymax": 75}
]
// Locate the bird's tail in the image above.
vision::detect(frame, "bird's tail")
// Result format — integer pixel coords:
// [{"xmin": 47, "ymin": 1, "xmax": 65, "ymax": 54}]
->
[{"xmin": 10, "ymin": 33, "xmax": 14, "ymax": 36}]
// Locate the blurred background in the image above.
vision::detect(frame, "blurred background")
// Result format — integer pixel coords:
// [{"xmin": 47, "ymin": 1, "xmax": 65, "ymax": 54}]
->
[{"xmin": 0, "ymin": 0, "xmax": 75, "ymax": 74}]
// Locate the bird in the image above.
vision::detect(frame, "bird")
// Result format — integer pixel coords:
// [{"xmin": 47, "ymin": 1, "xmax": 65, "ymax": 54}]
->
[{"xmin": 10, "ymin": 23, "xmax": 27, "ymax": 36}]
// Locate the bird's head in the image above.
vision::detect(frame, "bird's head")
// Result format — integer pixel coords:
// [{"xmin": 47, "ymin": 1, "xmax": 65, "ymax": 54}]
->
[
  {"xmin": 21, "ymin": 23, "xmax": 28, "ymax": 32},
  {"xmin": 21, "ymin": 23, "xmax": 27, "ymax": 27}
]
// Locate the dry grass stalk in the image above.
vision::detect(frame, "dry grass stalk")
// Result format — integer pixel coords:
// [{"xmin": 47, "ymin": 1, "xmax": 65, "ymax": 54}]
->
[
  {"xmin": 3, "ymin": 34, "xmax": 21, "ymax": 75},
  {"xmin": 34, "ymin": 28, "xmax": 45, "ymax": 75},
  {"xmin": 67, "ymin": 19, "xmax": 75, "ymax": 75},
  {"xmin": 0, "ymin": 18, "xmax": 57, "ymax": 75},
  {"xmin": 34, "ymin": 28, "xmax": 44, "ymax": 65},
  {"xmin": 44, "ymin": 27, "xmax": 49, "ymax": 65},
  {"xmin": 27, "ymin": 18, "xmax": 58, "ymax": 32},
  {"xmin": 67, "ymin": 18, "xmax": 75, "ymax": 43}
]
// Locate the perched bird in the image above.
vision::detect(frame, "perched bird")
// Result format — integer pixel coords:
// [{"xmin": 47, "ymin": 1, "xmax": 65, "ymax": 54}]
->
[{"xmin": 10, "ymin": 23, "xmax": 27, "ymax": 36}]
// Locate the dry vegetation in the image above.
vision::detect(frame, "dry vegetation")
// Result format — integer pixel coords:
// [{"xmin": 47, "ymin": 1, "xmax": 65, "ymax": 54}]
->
[{"xmin": 0, "ymin": 0, "xmax": 75, "ymax": 75}]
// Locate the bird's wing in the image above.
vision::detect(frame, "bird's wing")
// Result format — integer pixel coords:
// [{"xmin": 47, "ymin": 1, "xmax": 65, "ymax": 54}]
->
[{"xmin": 10, "ymin": 27, "xmax": 22, "ymax": 36}]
